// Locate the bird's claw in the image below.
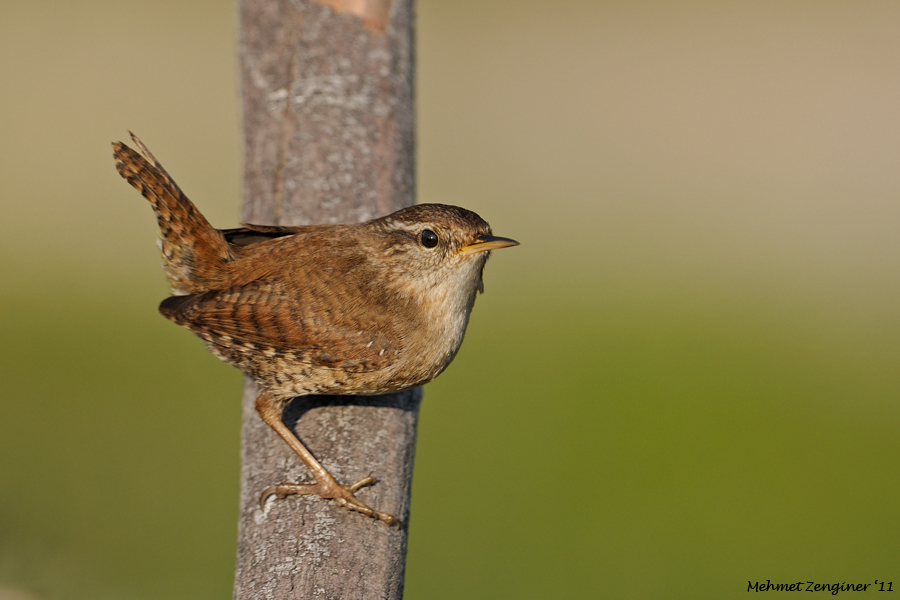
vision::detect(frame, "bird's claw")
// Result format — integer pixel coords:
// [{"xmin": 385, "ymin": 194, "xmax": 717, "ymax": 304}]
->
[{"xmin": 259, "ymin": 477, "xmax": 398, "ymax": 526}]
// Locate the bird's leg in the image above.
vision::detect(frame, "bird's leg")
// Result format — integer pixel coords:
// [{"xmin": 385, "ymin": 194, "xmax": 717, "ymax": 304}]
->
[{"xmin": 255, "ymin": 391, "xmax": 397, "ymax": 525}]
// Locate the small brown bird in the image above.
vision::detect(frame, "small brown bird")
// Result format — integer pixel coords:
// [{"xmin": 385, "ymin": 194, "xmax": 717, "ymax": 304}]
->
[{"xmin": 112, "ymin": 133, "xmax": 517, "ymax": 524}]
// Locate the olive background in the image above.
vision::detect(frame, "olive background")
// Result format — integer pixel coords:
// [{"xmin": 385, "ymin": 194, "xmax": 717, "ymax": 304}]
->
[{"xmin": 2, "ymin": 1, "xmax": 899, "ymax": 598}]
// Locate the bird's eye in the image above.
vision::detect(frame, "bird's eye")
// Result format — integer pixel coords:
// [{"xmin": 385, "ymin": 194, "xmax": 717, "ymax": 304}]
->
[{"xmin": 420, "ymin": 229, "xmax": 439, "ymax": 248}]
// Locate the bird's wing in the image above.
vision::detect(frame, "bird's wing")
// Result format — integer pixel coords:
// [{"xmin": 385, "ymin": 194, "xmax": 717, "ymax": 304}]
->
[
  {"xmin": 159, "ymin": 279, "xmax": 397, "ymax": 373},
  {"xmin": 221, "ymin": 224, "xmax": 314, "ymax": 248}
]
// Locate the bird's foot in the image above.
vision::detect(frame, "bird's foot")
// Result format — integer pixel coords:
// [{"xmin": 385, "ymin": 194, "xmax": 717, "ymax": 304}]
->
[{"xmin": 260, "ymin": 476, "xmax": 398, "ymax": 525}]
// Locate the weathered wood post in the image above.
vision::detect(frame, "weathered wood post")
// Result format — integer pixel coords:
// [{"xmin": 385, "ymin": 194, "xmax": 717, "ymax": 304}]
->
[{"xmin": 234, "ymin": 1, "xmax": 418, "ymax": 598}]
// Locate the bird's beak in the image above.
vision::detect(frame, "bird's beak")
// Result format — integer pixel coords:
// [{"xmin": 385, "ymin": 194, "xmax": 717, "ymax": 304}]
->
[{"xmin": 458, "ymin": 234, "xmax": 520, "ymax": 255}]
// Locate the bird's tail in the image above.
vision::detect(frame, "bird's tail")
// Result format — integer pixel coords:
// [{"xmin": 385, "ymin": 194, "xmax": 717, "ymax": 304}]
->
[{"xmin": 113, "ymin": 133, "xmax": 234, "ymax": 295}]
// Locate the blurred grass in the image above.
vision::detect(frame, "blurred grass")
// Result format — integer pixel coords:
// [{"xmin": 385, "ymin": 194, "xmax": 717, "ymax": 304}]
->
[
  {"xmin": 2, "ymin": 0, "xmax": 900, "ymax": 598},
  {"xmin": 2, "ymin": 262, "xmax": 898, "ymax": 599},
  {"xmin": 407, "ymin": 270, "xmax": 900, "ymax": 598},
  {"xmin": 0, "ymin": 268, "xmax": 241, "ymax": 600}
]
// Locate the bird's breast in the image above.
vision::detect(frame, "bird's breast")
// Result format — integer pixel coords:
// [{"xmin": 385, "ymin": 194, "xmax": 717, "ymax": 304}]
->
[{"xmin": 391, "ymin": 277, "xmax": 478, "ymax": 385}]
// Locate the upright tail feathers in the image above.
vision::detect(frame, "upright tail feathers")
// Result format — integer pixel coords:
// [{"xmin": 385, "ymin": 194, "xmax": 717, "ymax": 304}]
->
[{"xmin": 113, "ymin": 133, "xmax": 234, "ymax": 295}]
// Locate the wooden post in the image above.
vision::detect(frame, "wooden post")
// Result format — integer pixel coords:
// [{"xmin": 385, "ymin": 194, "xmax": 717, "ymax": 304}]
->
[{"xmin": 234, "ymin": 1, "xmax": 418, "ymax": 598}]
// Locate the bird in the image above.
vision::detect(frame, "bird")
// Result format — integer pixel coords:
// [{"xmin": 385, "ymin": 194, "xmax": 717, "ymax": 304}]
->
[{"xmin": 112, "ymin": 133, "xmax": 518, "ymax": 524}]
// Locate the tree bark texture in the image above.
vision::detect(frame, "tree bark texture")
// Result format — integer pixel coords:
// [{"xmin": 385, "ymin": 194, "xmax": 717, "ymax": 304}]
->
[{"xmin": 234, "ymin": 1, "xmax": 418, "ymax": 598}]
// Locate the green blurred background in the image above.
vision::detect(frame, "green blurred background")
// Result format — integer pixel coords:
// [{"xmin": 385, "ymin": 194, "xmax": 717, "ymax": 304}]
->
[{"xmin": 2, "ymin": 1, "xmax": 899, "ymax": 598}]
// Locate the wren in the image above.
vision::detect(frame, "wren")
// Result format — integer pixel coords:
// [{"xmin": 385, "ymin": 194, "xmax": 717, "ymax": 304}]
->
[{"xmin": 112, "ymin": 133, "xmax": 517, "ymax": 524}]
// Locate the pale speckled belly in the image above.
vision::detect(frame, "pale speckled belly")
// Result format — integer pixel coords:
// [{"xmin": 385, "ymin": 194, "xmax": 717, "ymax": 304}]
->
[{"xmin": 205, "ymin": 338, "xmax": 446, "ymax": 400}]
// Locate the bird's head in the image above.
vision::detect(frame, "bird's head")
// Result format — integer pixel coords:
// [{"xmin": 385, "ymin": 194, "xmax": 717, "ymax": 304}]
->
[{"xmin": 367, "ymin": 203, "xmax": 518, "ymax": 298}]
